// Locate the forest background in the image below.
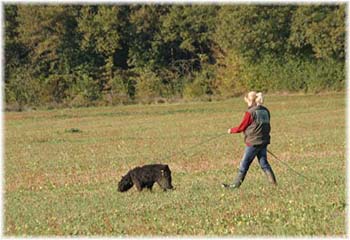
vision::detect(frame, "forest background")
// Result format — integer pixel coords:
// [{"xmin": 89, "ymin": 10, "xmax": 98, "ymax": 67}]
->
[{"xmin": 4, "ymin": 4, "xmax": 346, "ymax": 109}]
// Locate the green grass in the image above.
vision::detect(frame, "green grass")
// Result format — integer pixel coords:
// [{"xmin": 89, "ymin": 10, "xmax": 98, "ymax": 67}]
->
[{"xmin": 4, "ymin": 93, "xmax": 346, "ymax": 236}]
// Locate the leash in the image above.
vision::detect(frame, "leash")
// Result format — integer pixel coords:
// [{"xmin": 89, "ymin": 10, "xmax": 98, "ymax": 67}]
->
[
  {"xmin": 162, "ymin": 134, "xmax": 319, "ymax": 185},
  {"xmin": 155, "ymin": 132, "xmax": 228, "ymax": 162},
  {"xmin": 267, "ymin": 149, "xmax": 316, "ymax": 183},
  {"xmin": 122, "ymin": 129, "xmax": 318, "ymax": 184},
  {"xmin": 121, "ymin": 130, "xmax": 319, "ymax": 185},
  {"xmin": 116, "ymin": 132, "xmax": 228, "ymax": 171}
]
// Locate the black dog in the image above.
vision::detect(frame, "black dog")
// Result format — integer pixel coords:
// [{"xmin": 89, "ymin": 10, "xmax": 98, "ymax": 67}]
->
[{"xmin": 118, "ymin": 164, "xmax": 174, "ymax": 192}]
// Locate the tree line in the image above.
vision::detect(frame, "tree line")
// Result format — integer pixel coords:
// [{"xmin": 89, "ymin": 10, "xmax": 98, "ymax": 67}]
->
[{"xmin": 4, "ymin": 4, "xmax": 345, "ymax": 109}]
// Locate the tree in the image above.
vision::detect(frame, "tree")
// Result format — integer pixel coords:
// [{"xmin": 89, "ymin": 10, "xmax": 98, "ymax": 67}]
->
[
  {"xmin": 15, "ymin": 5, "xmax": 81, "ymax": 103},
  {"xmin": 4, "ymin": 5, "xmax": 28, "ymax": 82},
  {"xmin": 216, "ymin": 5, "xmax": 296, "ymax": 62},
  {"xmin": 289, "ymin": 5, "xmax": 345, "ymax": 60},
  {"xmin": 77, "ymin": 5, "xmax": 131, "ymax": 100},
  {"xmin": 158, "ymin": 5, "xmax": 218, "ymax": 73},
  {"xmin": 3, "ymin": 4, "xmax": 346, "ymax": 108},
  {"xmin": 78, "ymin": 6, "xmax": 129, "ymax": 73},
  {"xmin": 127, "ymin": 5, "xmax": 168, "ymax": 69}
]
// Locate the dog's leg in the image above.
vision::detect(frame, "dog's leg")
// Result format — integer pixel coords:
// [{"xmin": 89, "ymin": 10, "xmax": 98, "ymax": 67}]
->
[
  {"xmin": 130, "ymin": 174, "xmax": 143, "ymax": 192},
  {"xmin": 146, "ymin": 184, "xmax": 153, "ymax": 192},
  {"xmin": 130, "ymin": 172, "xmax": 143, "ymax": 192},
  {"xmin": 134, "ymin": 180, "xmax": 143, "ymax": 191}
]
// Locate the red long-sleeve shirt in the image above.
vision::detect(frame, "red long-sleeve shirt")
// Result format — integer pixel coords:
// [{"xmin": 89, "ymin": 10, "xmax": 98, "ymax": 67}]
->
[
  {"xmin": 230, "ymin": 112, "xmax": 253, "ymax": 133},
  {"xmin": 229, "ymin": 111, "xmax": 253, "ymax": 145}
]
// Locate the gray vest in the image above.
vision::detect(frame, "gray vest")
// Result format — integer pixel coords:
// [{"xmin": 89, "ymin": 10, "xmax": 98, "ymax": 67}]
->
[{"xmin": 244, "ymin": 105, "xmax": 271, "ymax": 146}]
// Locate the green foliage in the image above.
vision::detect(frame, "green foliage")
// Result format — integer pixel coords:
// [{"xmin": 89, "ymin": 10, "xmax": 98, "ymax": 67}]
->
[
  {"xmin": 4, "ymin": 5, "xmax": 28, "ymax": 80},
  {"xmin": 73, "ymin": 73, "xmax": 100, "ymax": 102},
  {"xmin": 16, "ymin": 5, "xmax": 80, "ymax": 72},
  {"xmin": 239, "ymin": 56, "xmax": 344, "ymax": 93},
  {"xmin": 240, "ymin": 56, "xmax": 295, "ymax": 92},
  {"xmin": 214, "ymin": 51, "xmax": 247, "ymax": 97},
  {"xmin": 128, "ymin": 5, "xmax": 167, "ymax": 69},
  {"xmin": 107, "ymin": 70, "xmax": 135, "ymax": 104},
  {"xmin": 64, "ymin": 64, "xmax": 102, "ymax": 107},
  {"xmin": 183, "ymin": 65, "xmax": 216, "ymax": 99},
  {"xmin": 4, "ymin": 4, "xmax": 346, "ymax": 109},
  {"xmin": 159, "ymin": 5, "xmax": 218, "ymax": 74},
  {"xmin": 216, "ymin": 5, "xmax": 295, "ymax": 61},
  {"xmin": 45, "ymin": 74, "xmax": 74, "ymax": 103},
  {"xmin": 302, "ymin": 58, "xmax": 345, "ymax": 92},
  {"xmin": 134, "ymin": 68, "xmax": 162, "ymax": 102},
  {"xmin": 5, "ymin": 66, "xmax": 42, "ymax": 109},
  {"xmin": 161, "ymin": 5, "xmax": 217, "ymax": 53},
  {"xmin": 78, "ymin": 6, "xmax": 122, "ymax": 57},
  {"xmin": 77, "ymin": 6, "xmax": 129, "ymax": 97},
  {"xmin": 289, "ymin": 5, "xmax": 345, "ymax": 60}
]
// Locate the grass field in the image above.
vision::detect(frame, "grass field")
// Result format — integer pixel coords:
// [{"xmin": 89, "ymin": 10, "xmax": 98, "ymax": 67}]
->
[{"xmin": 4, "ymin": 93, "xmax": 346, "ymax": 236}]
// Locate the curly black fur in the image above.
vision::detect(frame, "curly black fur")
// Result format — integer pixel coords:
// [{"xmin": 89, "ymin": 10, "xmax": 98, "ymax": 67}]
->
[{"xmin": 118, "ymin": 164, "xmax": 174, "ymax": 192}]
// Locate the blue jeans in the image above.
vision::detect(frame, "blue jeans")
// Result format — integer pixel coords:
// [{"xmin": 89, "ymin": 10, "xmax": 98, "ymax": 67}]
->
[{"xmin": 238, "ymin": 145, "xmax": 273, "ymax": 174}]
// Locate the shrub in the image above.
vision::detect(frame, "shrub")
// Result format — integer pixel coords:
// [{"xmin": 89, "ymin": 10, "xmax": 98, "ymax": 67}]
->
[
  {"xmin": 215, "ymin": 51, "xmax": 246, "ymax": 97},
  {"xmin": 303, "ymin": 58, "xmax": 345, "ymax": 92},
  {"xmin": 239, "ymin": 56, "xmax": 345, "ymax": 93},
  {"xmin": 134, "ymin": 68, "xmax": 162, "ymax": 103},
  {"xmin": 106, "ymin": 70, "xmax": 131, "ymax": 105},
  {"xmin": 5, "ymin": 66, "xmax": 42, "ymax": 110},
  {"xmin": 183, "ymin": 66, "xmax": 216, "ymax": 100},
  {"xmin": 69, "ymin": 66, "xmax": 101, "ymax": 106}
]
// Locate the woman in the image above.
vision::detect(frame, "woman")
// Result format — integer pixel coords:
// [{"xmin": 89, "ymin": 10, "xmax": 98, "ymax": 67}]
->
[{"xmin": 222, "ymin": 91, "xmax": 277, "ymax": 189}]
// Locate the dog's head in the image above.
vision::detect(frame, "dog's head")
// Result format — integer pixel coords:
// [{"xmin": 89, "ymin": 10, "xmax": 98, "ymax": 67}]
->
[
  {"xmin": 159, "ymin": 165, "xmax": 174, "ymax": 190},
  {"xmin": 118, "ymin": 173, "xmax": 133, "ymax": 192}
]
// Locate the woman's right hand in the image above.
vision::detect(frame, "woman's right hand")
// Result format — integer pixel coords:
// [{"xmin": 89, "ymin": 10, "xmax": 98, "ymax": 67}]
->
[{"xmin": 227, "ymin": 129, "xmax": 231, "ymax": 134}]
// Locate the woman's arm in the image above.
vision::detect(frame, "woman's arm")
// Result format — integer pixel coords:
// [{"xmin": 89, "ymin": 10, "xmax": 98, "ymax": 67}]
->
[{"xmin": 228, "ymin": 112, "xmax": 253, "ymax": 133}]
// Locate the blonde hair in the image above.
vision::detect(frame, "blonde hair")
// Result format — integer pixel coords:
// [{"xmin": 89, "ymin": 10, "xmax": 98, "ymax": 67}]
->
[
  {"xmin": 244, "ymin": 91, "xmax": 264, "ymax": 106},
  {"xmin": 256, "ymin": 92, "xmax": 264, "ymax": 105}
]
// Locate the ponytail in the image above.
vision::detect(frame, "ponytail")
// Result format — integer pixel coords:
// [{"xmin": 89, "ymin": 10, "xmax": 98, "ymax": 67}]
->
[{"xmin": 245, "ymin": 91, "xmax": 264, "ymax": 106}]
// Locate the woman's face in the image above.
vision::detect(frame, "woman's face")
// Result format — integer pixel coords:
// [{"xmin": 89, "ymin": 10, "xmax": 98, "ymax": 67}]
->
[
  {"xmin": 244, "ymin": 95, "xmax": 254, "ymax": 107},
  {"xmin": 247, "ymin": 100, "xmax": 254, "ymax": 107}
]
